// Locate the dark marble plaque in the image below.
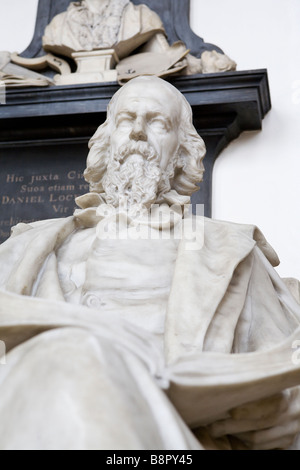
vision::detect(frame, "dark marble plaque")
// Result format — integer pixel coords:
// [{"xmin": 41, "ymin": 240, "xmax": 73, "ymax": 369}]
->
[{"xmin": 0, "ymin": 140, "xmax": 89, "ymax": 243}]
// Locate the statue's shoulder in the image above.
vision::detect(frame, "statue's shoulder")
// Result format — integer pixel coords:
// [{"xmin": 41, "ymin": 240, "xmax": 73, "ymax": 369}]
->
[
  {"xmin": 43, "ymin": 3, "xmax": 79, "ymax": 49},
  {"xmin": 43, "ymin": 12, "xmax": 67, "ymax": 52},
  {"xmin": 9, "ymin": 217, "xmax": 73, "ymax": 239},
  {"xmin": 0, "ymin": 216, "xmax": 77, "ymax": 257},
  {"xmin": 202, "ymin": 216, "xmax": 280, "ymax": 267},
  {"xmin": 44, "ymin": 9, "xmax": 67, "ymax": 34},
  {"xmin": 123, "ymin": 1, "xmax": 164, "ymax": 32},
  {"xmin": 0, "ymin": 217, "xmax": 77, "ymax": 289}
]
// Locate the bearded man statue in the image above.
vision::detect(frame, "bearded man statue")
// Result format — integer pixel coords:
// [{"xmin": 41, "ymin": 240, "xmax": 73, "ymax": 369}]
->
[{"xmin": 0, "ymin": 77, "xmax": 300, "ymax": 451}]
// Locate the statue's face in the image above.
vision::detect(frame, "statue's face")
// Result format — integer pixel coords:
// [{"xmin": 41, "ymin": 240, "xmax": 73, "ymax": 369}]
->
[{"xmin": 110, "ymin": 82, "xmax": 180, "ymax": 171}]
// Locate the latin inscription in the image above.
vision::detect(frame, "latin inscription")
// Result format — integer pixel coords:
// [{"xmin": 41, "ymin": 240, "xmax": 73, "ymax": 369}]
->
[
  {"xmin": 0, "ymin": 143, "xmax": 90, "ymax": 244},
  {"xmin": 5, "ymin": 172, "xmax": 86, "ymax": 205},
  {"xmin": 0, "ymin": 170, "xmax": 89, "ymax": 240},
  {"xmin": 2, "ymin": 171, "xmax": 88, "ymax": 209}
]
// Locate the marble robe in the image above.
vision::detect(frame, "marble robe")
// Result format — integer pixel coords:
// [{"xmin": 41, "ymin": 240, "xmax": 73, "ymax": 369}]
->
[{"xmin": 0, "ymin": 203, "xmax": 300, "ymax": 450}]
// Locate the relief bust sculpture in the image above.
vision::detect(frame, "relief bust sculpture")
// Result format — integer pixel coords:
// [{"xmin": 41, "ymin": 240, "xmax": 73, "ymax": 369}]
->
[
  {"xmin": 43, "ymin": 0, "xmax": 164, "ymax": 60},
  {"xmin": 0, "ymin": 76, "xmax": 300, "ymax": 450},
  {"xmin": 0, "ymin": 1, "xmax": 236, "ymax": 87},
  {"xmin": 42, "ymin": 0, "xmax": 236, "ymax": 83}
]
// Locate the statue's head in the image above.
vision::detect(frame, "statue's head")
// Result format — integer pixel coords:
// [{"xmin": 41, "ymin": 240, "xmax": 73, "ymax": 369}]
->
[{"xmin": 85, "ymin": 76, "xmax": 205, "ymax": 208}]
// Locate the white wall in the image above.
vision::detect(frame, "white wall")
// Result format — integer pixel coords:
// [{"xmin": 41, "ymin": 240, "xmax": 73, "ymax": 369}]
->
[
  {"xmin": 0, "ymin": 0, "xmax": 38, "ymax": 52},
  {"xmin": 0, "ymin": 0, "xmax": 299, "ymax": 278},
  {"xmin": 190, "ymin": 0, "xmax": 300, "ymax": 279}
]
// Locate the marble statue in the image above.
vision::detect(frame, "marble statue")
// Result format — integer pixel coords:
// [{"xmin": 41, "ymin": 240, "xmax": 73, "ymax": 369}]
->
[
  {"xmin": 43, "ymin": 0, "xmax": 155, "ymax": 59},
  {"xmin": 1, "ymin": 76, "xmax": 300, "ymax": 450},
  {"xmin": 42, "ymin": 0, "xmax": 236, "ymax": 84}
]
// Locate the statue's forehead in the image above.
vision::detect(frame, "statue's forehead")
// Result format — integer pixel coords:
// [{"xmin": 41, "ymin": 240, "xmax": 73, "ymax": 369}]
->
[{"xmin": 114, "ymin": 83, "xmax": 179, "ymax": 115}]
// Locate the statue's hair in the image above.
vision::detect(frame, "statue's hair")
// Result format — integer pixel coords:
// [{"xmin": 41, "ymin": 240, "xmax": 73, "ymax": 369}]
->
[{"xmin": 84, "ymin": 76, "xmax": 205, "ymax": 196}]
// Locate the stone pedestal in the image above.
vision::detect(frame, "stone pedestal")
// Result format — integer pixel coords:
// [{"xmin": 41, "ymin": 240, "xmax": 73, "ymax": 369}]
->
[{"xmin": 54, "ymin": 50, "xmax": 119, "ymax": 85}]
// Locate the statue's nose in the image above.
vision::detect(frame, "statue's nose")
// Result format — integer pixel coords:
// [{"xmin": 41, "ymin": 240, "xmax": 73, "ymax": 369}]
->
[{"xmin": 130, "ymin": 117, "xmax": 147, "ymax": 141}]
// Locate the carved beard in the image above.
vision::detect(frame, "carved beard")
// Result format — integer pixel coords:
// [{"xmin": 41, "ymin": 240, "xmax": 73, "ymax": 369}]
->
[
  {"xmin": 102, "ymin": 141, "xmax": 172, "ymax": 210},
  {"xmin": 68, "ymin": 0, "xmax": 129, "ymax": 50}
]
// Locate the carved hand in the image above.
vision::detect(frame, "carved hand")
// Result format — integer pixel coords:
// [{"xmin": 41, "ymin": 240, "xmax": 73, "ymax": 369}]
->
[{"xmin": 207, "ymin": 387, "xmax": 300, "ymax": 450}]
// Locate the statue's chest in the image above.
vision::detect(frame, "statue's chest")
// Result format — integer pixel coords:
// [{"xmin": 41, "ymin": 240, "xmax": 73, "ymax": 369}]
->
[{"xmin": 81, "ymin": 238, "xmax": 178, "ymax": 336}]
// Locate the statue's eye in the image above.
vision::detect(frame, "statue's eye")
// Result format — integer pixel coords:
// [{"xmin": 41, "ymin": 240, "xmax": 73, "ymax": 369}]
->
[
  {"xmin": 149, "ymin": 118, "xmax": 168, "ymax": 132},
  {"xmin": 116, "ymin": 116, "xmax": 134, "ymax": 129}
]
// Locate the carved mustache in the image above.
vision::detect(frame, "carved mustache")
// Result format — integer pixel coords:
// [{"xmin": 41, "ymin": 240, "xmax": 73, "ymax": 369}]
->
[{"xmin": 115, "ymin": 141, "xmax": 158, "ymax": 163}]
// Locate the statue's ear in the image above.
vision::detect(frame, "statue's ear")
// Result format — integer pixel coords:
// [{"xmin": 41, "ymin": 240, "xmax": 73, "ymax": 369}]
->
[
  {"xmin": 86, "ymin": 121, "xmax": 110, "ymax": 171},
  {"xmin": 88, "ymin": 120, "xmax": 109, "ymax": 150},
  {"xmin": 176, "ymin": 144, "xmax": 188, "ymax": 170},
  {"xmin": 171, "ymin": 145, "xmax": 188, "ymax": 195},
  {"xmin": 172, "ymin": 139, "xmax": 205, "ymax": 196}
]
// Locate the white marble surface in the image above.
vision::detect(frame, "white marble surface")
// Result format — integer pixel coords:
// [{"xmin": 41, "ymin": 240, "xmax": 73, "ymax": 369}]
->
[
  {"xmin": 0, "ymin": 77, "xmax": 300, "ymax": 450},
  {"xmin": 54, "ymin": 50, "xmax": 119, "ymax": 85}
]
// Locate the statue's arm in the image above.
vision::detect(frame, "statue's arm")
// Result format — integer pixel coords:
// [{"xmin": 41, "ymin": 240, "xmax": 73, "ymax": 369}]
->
[
  {"xmin": 207, "ymin": 387, "xmax": 300, "ymax": 450},
  {"xmin": 206, "ymin": 248, "xmax": 300, "ymax": 449}
]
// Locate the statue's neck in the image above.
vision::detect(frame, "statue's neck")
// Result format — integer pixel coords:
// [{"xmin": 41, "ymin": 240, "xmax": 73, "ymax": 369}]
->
[{"xmin": 83, "ymin": 0, "xmax": 108, "ymax": 15}]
